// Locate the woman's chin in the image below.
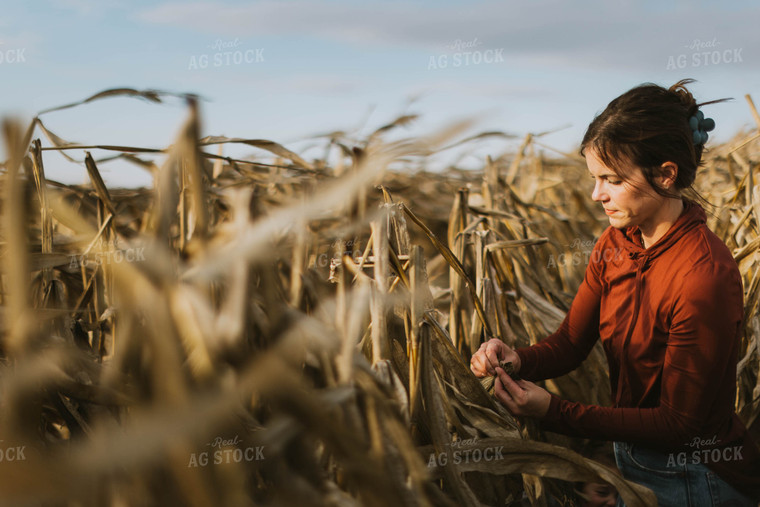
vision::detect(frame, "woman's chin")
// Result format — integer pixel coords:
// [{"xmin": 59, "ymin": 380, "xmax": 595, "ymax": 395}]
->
[{"xmin": 607, "ymin": 215, "xmax": 630, "ymax": 229}]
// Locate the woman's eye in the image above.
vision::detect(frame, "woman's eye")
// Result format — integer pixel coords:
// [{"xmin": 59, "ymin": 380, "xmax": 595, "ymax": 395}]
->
[{"xmin": 589, "ymin": 175, "xmax": 622, "ymax": 185}]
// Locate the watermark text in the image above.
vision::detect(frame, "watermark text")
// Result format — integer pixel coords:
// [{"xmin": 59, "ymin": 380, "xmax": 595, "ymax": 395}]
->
[
  {"xmin": 188, "ymin": 434, "xmax": 265, "ymax": 468},
  {"xmin": 666, "ymin": 38, "xmax": 743, "ymax": 70},
  {"xmin": 547, "ymin": 238, "xmax": 623, "ymax": 269},
  {"xmin": 188, "ymin": 38, "xmax": 264, "ymax": 70},
  {"xmin": 0, "ymin": 441, "xmax": 26, "ymax": 462},
  {"xmin": 428, "ymin": 37, "xmax": 504, "ymax": 70},
  {"xmin": 69, "ymin": 246, "xmax": 146, "ymax": 269},
  {"xmin": 427, "ymin": 438, "xmax": 505, "ymax": 468},
  {"xmin": 666, "ymin": 435, "xmax": 743, "ymax": 467}
]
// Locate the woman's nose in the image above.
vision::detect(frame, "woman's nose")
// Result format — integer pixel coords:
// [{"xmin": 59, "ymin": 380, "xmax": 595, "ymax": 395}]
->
[{"xmin": 591, "ymin": 180, "xmax": 604, "ymax": 202}]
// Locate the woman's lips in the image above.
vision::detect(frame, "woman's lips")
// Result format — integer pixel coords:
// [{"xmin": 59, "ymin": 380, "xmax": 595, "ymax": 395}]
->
[{"xmin": 604, "ymin": 209, "xmax": 617, "ymax": 215}]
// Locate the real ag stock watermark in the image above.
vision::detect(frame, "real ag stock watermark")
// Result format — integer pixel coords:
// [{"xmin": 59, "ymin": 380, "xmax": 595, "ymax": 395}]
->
[
  {"xmin": 666, "ymin": 38, "xmax": 743, "ymax": 70},
  {"xmin": 0, "ymin": 41, "xmax": 26, "ymax": 64},
  {"xmin": 427, "ymin": 37, "xmax": 504, "ymax": 70},
  {"xmin": 188, "ymin": 38, "xmax": 264, "ymax": 70},
  {"xmin": 188, "ymin": 434, "xmax": 265, "ymax": 468},
  {"xmin": 0, "ymin": 441, "xmax": 27, "ymax": 463},
  {"xmin": 426, "ymin": 437, "xmax": 504, "ymax": 469},
  {"xmin": 666, "ymin": 435, "xmax": 743, "ymax": 467},
  {"xmin": 546, "ymin": 238, "xmax": 624, "ymax": 269},
  {"xmin": 68, "ymin": 244, "xmax": 146, "ymax": 269},
  {"xmin": 310, "ymin": 237, "xmax": 363, "ymax": 269}
]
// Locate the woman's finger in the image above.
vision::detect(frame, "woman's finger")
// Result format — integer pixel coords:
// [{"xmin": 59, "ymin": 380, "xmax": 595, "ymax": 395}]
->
[
  {"xmin": 495, "ymin": 367, "xmax": 523, "ymax": 394},
  {"xmin": 514, "ymin": 378, "xmax": 531, "ymax": 390},
  {"xmin": 470, "ymin": 354, "xmax": 488, "ymax": 377},
  {"xmin": 493, "ymin": 376, "xmax": 517, "ymax": 413},
  {"xmin": 484, "ymin": 342, "xmax": 503, "ymax": 374}
]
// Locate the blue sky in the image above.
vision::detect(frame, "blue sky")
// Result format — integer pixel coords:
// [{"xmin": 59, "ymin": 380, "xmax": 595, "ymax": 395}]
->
[{"xmin": 1, "ymin": 0, "xmax": 759, "ymax": 187}]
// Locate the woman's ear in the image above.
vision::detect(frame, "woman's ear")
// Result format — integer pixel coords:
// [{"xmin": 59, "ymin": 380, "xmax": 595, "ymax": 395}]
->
[{"xmin": 657, "ymin": 161, "xmax": 679, "ymax": 190}]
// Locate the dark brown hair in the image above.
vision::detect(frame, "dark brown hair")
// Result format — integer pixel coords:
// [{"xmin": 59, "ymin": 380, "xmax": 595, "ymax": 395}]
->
[{"xmin": 580, "ymin": 79, "xmax": 729, "ymax": 201}]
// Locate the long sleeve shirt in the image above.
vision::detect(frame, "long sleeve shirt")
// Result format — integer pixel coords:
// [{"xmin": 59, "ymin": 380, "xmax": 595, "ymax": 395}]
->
[{"xmin": 516, "ymin": 199, "xmax": 760, "ymax": 499}]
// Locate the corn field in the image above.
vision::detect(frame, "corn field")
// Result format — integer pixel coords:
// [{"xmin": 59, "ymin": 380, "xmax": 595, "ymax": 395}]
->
[{"xmin": 0, "ymin": 88, "xmax": 758, "ymax": 506}]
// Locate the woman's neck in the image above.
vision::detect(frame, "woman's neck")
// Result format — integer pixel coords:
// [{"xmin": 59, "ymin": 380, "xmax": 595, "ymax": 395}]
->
[{"xmin": 639, "ymin": 198, "xmax": 684, "ymax": 248}]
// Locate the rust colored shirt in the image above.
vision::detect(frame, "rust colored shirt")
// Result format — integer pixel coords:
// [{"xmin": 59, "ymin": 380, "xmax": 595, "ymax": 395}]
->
[{"xmin": 516, "ymin": 199, "xmax": 760, "ymax": 498}]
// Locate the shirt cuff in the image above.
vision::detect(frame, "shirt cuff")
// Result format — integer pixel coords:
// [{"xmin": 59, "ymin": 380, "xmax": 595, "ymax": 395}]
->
[
  {"xmin": 536, "ymin": 393, "xmax": 565, "ymax": 434},
  {"xmin": 543, "ymin": 393, "xmax": 562, "ymax": 422}
]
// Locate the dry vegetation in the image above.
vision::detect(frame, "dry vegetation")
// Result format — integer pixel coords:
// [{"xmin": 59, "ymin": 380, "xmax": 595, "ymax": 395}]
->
[{"xmin": 0, "ymin": 88, "xmax": 758, "ymax": 506}]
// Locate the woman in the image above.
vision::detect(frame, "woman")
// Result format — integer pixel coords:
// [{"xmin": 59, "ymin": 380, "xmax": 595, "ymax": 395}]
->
[
  {"xmin": 576, "ymin": 479, "xmax": 617, "ymax": 507},
  {"xmin": 470, "ymin": 79, "xmax": 760, "ymax": 506}
]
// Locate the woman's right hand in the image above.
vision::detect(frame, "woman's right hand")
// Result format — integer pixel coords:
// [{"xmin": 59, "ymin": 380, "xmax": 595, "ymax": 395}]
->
[{"xmin": 470, "ymin": 338, "xmax": 521, "ymax": 377}]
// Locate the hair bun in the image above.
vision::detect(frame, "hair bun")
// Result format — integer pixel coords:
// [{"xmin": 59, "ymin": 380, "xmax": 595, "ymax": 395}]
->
[{"xmin": 669, "ymin": 78, "xmax": 699, "ymax": 115}]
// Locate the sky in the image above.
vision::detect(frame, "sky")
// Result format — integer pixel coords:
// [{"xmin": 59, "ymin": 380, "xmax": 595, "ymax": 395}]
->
[{"xmin": 1, "ymin": 0, "xmax": 758, "ymax": 188}]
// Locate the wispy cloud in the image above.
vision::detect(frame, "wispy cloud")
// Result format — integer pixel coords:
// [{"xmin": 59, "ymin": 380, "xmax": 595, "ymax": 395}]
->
[
  {"xmin": 0, "ymin": 29, "xmax": 43, "ymax": 54},
  {"xmin": 409, "ymin": 81, "xmax": 555, "ymax": 100},
  {"xmin": 135, "ymin": 1, "xmax": 759, "ymax": 71},
  {"xmin": 47, "ymin": 0, "xmax": 126, "ymax": 16},
  {"xmin": 285, "ymin": 75, "xmax": 367, "ymax": 95}
]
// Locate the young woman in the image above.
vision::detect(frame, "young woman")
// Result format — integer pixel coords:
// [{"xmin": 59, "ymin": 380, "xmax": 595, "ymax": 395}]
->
[
  {"xmin": 574, "ymin": 446, "xmax": 619, "ymax": 507},
  {"xmin": 470, "ymin": 79, "xmax": 760, "ymax": 506}
]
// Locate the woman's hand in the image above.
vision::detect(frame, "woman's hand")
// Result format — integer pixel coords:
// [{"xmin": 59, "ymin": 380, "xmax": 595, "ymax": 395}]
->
[
  {"xmin": 493, "ymin": 367, "xmax": 551, "ymax": 418},
  {"xmin": 470, "ymin": 338, "xmax": 521, "ymax": 377}
]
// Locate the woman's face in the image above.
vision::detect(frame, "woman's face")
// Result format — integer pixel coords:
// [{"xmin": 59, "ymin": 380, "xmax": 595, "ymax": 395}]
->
[
  {"xmin": 579, "ymin": 482, "xmax": 618, "ymax": 507},
  {"xmin": 586, "ymin": 148, "xmax": 666, "ymax": 231}
]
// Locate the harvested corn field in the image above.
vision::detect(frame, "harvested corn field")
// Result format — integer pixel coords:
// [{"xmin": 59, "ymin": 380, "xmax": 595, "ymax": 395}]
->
[{"xmin": 0, "ymin": 88, "xmax": 758, "ymax": 506}]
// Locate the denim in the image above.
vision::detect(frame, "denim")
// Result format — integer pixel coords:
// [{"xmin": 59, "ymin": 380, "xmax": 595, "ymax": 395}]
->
[{"xmin": 613, "ymin": 441, "xmax": 756, "ymax": 506}]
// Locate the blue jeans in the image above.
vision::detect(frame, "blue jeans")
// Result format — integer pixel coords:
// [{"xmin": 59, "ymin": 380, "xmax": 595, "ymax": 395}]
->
[{"xmin": 613, "ymin": 442, "xmax": 756, "ymax": 506}]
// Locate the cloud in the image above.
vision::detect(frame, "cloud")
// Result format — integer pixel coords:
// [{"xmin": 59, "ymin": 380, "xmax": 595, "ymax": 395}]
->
[
  {"xmin": 180, "ymin": 70, "xmax": 367, "ymax": 96},
  {"xmin": 135, "ymin": 1, "xmax": 759, "ymax": 72},
  {"xmin": 285, "ymin": 75, "xmax": 367, "ymax": 95},
  {"xmin": 0, "ymin": 29, "xmax": 44, "ymax": 53},
  {"xmin": 47, "ymin": 0, "xmax": 126, "ymax": 16},
  {"xmin": 409, "ymin": 80, "xmax": 555, "ymax": 100}
]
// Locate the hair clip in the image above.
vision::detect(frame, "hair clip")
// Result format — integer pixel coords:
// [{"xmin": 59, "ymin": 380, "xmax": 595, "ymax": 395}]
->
[{"xmin": 689, "ymin": 110, "xmax": 715, "ymax": 146}]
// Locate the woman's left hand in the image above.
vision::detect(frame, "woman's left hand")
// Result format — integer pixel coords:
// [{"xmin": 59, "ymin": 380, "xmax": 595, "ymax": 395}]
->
[{"xmin": 493, "ymin": 367, "xmax": 551, "ymax": 418}]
